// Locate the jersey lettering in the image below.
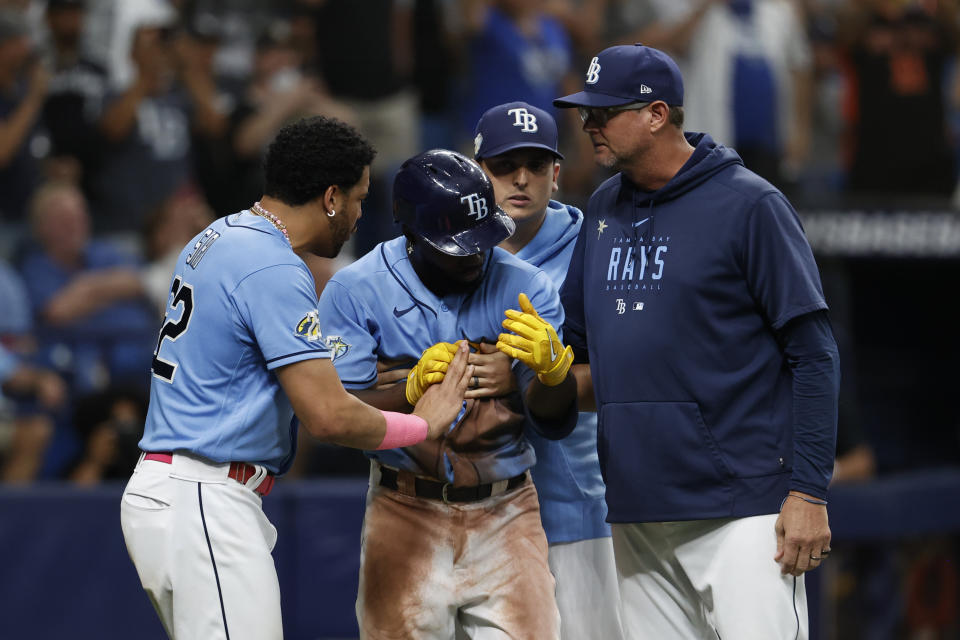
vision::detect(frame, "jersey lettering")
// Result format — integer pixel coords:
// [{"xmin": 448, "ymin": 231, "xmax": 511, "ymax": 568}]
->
[
  {"xmin": 151, "ymin": 276, "xmax": 195, "ymax": 383},
  {"xmin": 187, "ymin": 229, "xmax": 220, "ymax": 269}
]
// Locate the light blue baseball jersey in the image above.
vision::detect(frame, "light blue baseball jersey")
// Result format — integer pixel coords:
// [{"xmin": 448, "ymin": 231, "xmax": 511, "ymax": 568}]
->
[
  {"xmin": 518, "ymin": 200, "xmax": 611, "ymax": 544},
  {"xmin": 139, "ymin": 211, "xmax": 331, "ymax": 474},
  {"xmin": 316, "ymin": 236, "xmax": 563, "ymax": 484}
]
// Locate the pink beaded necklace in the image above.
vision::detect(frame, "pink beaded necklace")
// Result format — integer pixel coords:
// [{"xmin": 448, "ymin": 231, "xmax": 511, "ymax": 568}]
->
[{"xmin": 250, "ymin": 201, "xmax": 291, "ymax": 246}]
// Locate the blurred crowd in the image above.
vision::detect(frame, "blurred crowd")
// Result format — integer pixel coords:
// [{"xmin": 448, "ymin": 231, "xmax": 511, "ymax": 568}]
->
[{"xmin": 1, "ymin": 0, "xmax": 960, "ymax": 488}]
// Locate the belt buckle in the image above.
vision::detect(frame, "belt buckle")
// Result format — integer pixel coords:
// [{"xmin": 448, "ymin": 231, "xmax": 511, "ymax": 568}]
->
[{"xmin": 441, "ymin": 482, "xmax": 452, "ymax": 504}]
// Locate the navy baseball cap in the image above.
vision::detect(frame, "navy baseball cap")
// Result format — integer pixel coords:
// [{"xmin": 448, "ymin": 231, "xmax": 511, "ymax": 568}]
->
[
  {"xmin": 554, "ymin": 44, "xmax": 684, "ymax": 109},
  {"xmin": 474, "ymin": 101, "xmax": 564, "ymax": 161}
]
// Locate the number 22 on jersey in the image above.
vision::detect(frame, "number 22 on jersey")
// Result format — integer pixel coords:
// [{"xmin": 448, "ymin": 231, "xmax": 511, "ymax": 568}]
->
[{"xmin": 151, "ymin": 276, "xmax": 195, "ymax": 383}]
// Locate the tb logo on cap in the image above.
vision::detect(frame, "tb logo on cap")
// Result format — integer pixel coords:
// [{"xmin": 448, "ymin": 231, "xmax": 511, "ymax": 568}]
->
[
  {"xmin": 507, "ymin": 107, "xmax": 538, "ymax": 133},
  {"xmin": 586, "ymin": 57, "xmax": 601, "ymax": 84},
  {"xmin": 461, "ymin": 193, "xmax": 488, "ymax": 220}
]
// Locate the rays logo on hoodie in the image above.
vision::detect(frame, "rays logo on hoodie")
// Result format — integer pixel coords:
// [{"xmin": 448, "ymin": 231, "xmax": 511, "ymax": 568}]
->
[{"xmin": 603, "ymin": 227, "xmax": 669, "ymax": 293}]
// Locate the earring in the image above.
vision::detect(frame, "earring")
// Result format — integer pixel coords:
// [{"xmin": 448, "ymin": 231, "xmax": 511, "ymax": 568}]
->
[{"xmin": 327, "ymin": 209, "xmax": 336, "ymax": 217}]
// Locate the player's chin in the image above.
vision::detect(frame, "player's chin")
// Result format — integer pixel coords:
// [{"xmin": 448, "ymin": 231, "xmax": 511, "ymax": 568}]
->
[
  {"xmin": 458, "ymin": 267, "xmax": 484, "ymax": 286},
  {"xmin": 316, "ymin": 241, "xmax": 343, "ymax": 259}
]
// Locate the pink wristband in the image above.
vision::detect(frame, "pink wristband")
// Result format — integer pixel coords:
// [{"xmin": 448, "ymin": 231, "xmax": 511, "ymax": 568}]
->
[{"xmin": 376, "ymin": 411, "xmax": 429, "ymax": 450}]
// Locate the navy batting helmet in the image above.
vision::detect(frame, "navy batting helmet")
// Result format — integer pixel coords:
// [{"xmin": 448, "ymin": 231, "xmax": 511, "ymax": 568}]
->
[{"xmin": 393, "ymin": 149, "xmax": 515, "ymax": 256}]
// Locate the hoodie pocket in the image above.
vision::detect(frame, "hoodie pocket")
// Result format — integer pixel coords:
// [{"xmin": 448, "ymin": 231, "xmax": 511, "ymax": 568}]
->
[{"xmin": 599, "ymin": 402, "xmax": 732, "ymax": 518}]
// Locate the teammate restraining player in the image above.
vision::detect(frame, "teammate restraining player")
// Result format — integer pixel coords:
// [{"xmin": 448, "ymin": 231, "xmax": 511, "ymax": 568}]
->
[{"xmin": 120, "ymin": 117, "xmax": 473, "ymax": 640}]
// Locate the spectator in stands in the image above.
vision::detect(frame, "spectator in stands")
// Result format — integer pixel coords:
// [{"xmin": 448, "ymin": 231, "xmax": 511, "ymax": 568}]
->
[
  {"xmin": 0, "ymin": 7, "xmax": 47, "ymax": 225},
  {"xmin": 460, "ymin": 0, "xmax": 573, "ymax": 137},
  {"xmin": 223, "ymin": 18, "xmax": 355, "ymax": 216},
  {"xmin": 15, "ymin": 183, "xmax": 211, "ymax": 329},
  {"xmin": 140, "ymin": 185, "xmax": 213, "ymax": 315},
  {"xmin": 0, "ymin": 260, "xmax": 66, "ymax": 484},
  {"xmin": 40, "ymin": 0, "xmax": 108, "ymax": 194},
  {"xmin": 0, "ymin": 341, "xmax": 66, "ymax": 483},
  {"xmin": 175, "ymin": 10, "xmax": 252, "ymax": 216},
  {"xmin": 837, "ymin": 0, "xmax": 958, "ymax": 201},
  {"xmin": 66, "ymin": 388, "xmax": 146, "ymax": 485},
  {"xmin": 17, "ymin": 181, "xmax": 156, "ymax": 397},
  {"xmin": 631, "ymin": 0, "xmax": 814, "ymax": 190},
  {"xmin": 457, "ymin": 1, "xmax": 597, "ymax": 200},
  {"xmin": 93, "ymin": 13, "xmax": 192, "ymax": 232},
  {"xmin": 307, "ymin": 0, "xmax": 420, "ymax": 256}
]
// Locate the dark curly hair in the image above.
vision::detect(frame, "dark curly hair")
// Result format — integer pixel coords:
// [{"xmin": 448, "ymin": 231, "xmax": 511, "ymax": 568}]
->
[{"xmin": 262, "ymin": 116, "xmax": 376, "ymax": 206}]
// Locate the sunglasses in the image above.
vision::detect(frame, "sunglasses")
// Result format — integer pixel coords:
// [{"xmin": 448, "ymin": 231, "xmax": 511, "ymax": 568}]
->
[{"xmin": 578, "ymin": 102, "xmax": 651, "ymax": 127}]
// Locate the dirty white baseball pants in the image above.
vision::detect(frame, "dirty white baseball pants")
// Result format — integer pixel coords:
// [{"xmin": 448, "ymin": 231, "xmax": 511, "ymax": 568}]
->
[
  {"xmin": 357, "ymin": 467, "xmax": 560, "ymax": 640},
  {"xmin": 120, "ymin": 453, "xmax": 282, "ymax": 640},
  {"xmin": 549, "ymin": 536, "xmax": 625, "ymax": 640},
  {"xmin": 613, "ymin": 514, "xmax": 808, "ymax": 640}
]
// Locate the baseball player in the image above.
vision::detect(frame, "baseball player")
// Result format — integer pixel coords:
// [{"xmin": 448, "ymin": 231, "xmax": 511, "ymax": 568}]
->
[
  {"xmin": 472, "ymin": 101, "xmax": 624, "ymax": 640},
  {"xmin": 119, "ymin": 117, "xmax": 473, "ymax": 640},
  {"xmin": 315, "ymin": 149, "xmax": 577, "ymax": 639}
]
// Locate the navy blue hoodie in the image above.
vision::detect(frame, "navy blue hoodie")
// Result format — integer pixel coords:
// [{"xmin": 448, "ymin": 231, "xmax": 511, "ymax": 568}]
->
[{"xmin": 560, "ymin": 133, "xmax": 834, "ymax": 523}]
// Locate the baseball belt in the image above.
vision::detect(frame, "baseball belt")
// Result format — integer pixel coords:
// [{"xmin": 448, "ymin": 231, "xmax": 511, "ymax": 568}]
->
[
  {"xmin": 142, "ymin": 451, "xmax": 276, "ymax": 497},
  {"xmin": 377, "ymin": 464, "xmax": 527, "ymax": 504}
]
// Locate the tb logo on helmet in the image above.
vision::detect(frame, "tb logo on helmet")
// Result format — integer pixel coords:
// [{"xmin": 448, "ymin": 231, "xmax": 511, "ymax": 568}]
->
[
  {"xmin": 460, "ymin": 193, "xmax": 488, "ymax": 220},
  {"xmin": 507, "ymin": 107, "xmax": 538, "ymax": 133},
  {"xmin": 586, "ymin": 57, "xmax": 601, "ymax": 84}
]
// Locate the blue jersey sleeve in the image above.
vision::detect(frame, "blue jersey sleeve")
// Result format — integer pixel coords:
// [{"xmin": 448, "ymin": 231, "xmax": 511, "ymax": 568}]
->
[
  {"xmin": 742, "ymin": 193, "xmax": 827, "ymax": 330},
  {"xmin": 232, "ymin": 263, "xmax": 330, "ymax": 370},
  {"xmin": 559, "ymin": 221, "xmax": 588, "ymax": 362},
  {"xmin": 316, "ymin": 279, "xmax": 381, "ymax": 388}
]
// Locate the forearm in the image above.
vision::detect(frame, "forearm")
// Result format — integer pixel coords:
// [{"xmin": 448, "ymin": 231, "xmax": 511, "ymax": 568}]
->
[
  {"xmin": 526, "ymin": 375, "xmax": 577, "ymax": 419},
  {"xmin": 100, "ymin": 81, "xmax": 149, "ymax": 141},
  {"xmin": 234, "ymin": 98, "xmax": 302, "ymax": 157},
  {"xmin": 571, "ymin": 363, "xmax": 595, "ymax": 412},
  {"xmin": 349, "ymin": 383, "xmax": 412, "ymax": 413},
  {"xmin": 1, "ymin": 365, "xmax": 44, "ymax": 396},
  {"xmin": 790, "ymin": 68, "xmax": 813, "ymax": 149},
  {"xmin": 182, "ymin": 72, "xmax": 228, "ymax": 137},
  {"xmin": 521, "ymin": 373, "xmax": 578, "ymax": 441},
  {"xmin": 629, "ymin": 0, "xmax": 714, "ymax": 54},
  {"xmin": 781, "ymin": 312, "xmax": 841, "ymax": 498},
  {"xmin": 43, "ymin": 268, "xmax": 146, "ymax": 325},
  {"xmin": 0, "ymin": 92, "xmax": 45, "ymax": 166},
  {"xmin": 302, "ymin": 391, "xmax": 391, "ymax": 450}
]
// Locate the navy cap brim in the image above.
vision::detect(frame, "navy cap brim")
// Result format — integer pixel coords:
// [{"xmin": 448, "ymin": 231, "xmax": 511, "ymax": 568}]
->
[
  {"xmin": 421, "ymin": 207, "xmax": 516, "ymax": 256},
  {"xmin": 553, "ymin": 90, "xmax": 635, "ymax": 109},
  {"xmin": 476, "ymin": 141, "xmax": 564, "ymax": 161}
]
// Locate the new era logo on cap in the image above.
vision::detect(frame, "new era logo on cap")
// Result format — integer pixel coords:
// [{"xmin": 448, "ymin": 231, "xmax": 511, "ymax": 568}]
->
[
  {"xmin": 474, "ymin": 101, "xmax": 564, "ymax": 160},
  {"xmin": 554, "ymin": 44, "xmax": 684, "ymax": 110}
]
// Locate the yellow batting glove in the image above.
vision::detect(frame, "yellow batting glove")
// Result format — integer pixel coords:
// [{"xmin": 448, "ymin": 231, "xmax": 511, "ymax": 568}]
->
[
  {"xmin": 496, "ymin": 293, "xmax": 573, "ymax": 387},
  {"xmin": 405, "ymin": 341, "xmax": 461, "ymax": 405}
]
